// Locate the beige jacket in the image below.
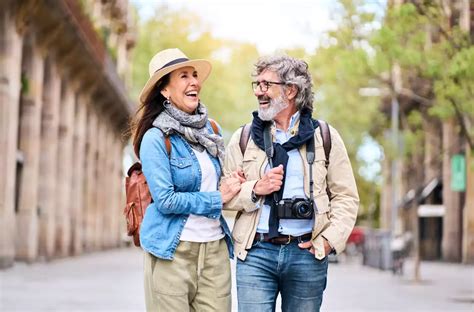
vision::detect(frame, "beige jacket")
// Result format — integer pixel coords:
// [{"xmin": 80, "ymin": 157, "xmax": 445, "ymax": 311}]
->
[{"xmin": 223, "ymin": 123, "xmax": 359, "ymax": 261}]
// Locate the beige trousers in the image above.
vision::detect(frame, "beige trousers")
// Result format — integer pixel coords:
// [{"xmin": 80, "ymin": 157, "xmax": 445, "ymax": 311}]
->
[{"xmin": 144, "ymin": 239, "xmax": 231, "ymax": 312}]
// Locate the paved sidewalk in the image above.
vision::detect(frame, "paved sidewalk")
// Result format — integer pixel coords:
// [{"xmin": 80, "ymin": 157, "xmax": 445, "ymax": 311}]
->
[
  {"xmin": 324, "ymin": 256, "xmax": 474, "ymax": 311},
  {"xmin": 1, "ymin": 248, "xmax": 144, "ymax": 311},
  {"xmin": 1, "ymin": 247, "xmax": 473, "ymax": 311}
]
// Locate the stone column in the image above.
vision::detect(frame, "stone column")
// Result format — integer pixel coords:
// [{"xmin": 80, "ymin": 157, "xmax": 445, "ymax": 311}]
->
[
  {"xmin": 442, "ymin": 119, "xmax": 462, "ymax": 261},
  {"xmin": 101, "ymin": 127, "xmax": 113, "ymax": 248},
  {"xmin": 55, "ymin": 84, "xmax": 76, "ymax": 257},
  {"xmin": 117, "ymin": 33, "xmax": 128, "ymax": 81},
  {"xmin": 38, "ymin": 58, "xmax": 61, "ymax": 259},
  {"xmin": 85, "ymin": 111, "xmax": 98, "ymax": 251},
  {"xmin": 94, "ymin": 121, "xmax": 107, "ymax": 249},
  {"xmin": 0, "ymin": 7, "xmax": 23, "ymax": 268},
  {"xmin": 71, "ymin": 93, "xmax": 88, "ymax": 255},
  {"xmin": 114, "ymin": 138, "xmax": 125, "ymax": 246},
  {"xmin": 16, "ymin": 34, "xmax": 44, "ymax": 262}
]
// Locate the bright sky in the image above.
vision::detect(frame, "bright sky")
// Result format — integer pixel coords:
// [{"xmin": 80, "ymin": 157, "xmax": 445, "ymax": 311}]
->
[{"xmin": 132, "ymin": 0, "xmax": 341, "ymax": 53}]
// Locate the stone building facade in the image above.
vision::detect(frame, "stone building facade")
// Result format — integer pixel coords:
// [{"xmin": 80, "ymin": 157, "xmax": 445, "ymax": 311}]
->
[{"xmin": 0, "ymin": 0, "xmax": 135, "ymax": 268}]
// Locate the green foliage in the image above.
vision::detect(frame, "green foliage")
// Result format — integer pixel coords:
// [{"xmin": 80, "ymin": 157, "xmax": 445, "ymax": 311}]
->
[
  {"xmin": 432, "ymin": 46, "xmax": 474, "ymax": 123},
  {"xmin": 407, "ymin": 110, "xmax": 423, "ymax": 128},
  {"xmin": 373, "ymin": 2, "xmax": 473, "ymax": 149},
  {"xmin": 307, "ymin": 0, "xmax": 385, "ymax": 221}
]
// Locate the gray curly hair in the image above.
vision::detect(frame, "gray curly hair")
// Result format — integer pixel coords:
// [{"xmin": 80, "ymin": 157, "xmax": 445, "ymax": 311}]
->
[{"xmin": 253, "ymin": 55, "xmax": 314, "ymax": 112}]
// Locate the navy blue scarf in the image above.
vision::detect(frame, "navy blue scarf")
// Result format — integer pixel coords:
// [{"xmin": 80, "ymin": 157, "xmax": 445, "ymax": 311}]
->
[{"xmin": 251, "ymin": 108, "xmax": 318, "ymax": 238}]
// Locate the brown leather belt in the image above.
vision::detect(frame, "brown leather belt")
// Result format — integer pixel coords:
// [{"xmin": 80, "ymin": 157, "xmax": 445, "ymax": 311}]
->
[{"xmin": 253, "ymin": 232, "xmax": 312, "ymax": 245}]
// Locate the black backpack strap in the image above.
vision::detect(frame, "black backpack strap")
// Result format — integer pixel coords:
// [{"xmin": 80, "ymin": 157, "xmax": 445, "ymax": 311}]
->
[
  {"xmin": 318, "ymin": 120, "xmax": 331, "ymax": 168},
  {"xmin": 239, "ymin": 123, "xmax": 251, "ymax": 156}
]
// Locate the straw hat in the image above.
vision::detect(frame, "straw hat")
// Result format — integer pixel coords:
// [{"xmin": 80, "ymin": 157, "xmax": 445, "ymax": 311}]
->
[{"xmin": 138, "ymin": 48, "xmax": 212, "ymax": 104}]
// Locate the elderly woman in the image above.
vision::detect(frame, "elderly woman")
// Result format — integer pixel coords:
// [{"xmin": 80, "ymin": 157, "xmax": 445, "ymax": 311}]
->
[{"xmin": 130, "ymin": 48, "xmax": 243, "ymax": 311}]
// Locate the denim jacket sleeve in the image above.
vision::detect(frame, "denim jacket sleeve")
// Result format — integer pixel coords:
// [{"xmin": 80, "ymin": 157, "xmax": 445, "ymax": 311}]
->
[{"xmin": 140, "ymin": 128, "xmax": 223, "ymax": 219}]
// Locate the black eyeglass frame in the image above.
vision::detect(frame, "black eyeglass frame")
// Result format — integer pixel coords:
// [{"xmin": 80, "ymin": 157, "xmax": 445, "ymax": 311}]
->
[{"xmin": 251, "ymin": 80, "xmax": 287, "ymax": 92}]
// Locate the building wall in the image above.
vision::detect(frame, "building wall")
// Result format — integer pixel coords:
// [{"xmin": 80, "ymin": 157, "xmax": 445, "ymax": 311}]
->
[{"xmin": 0, "ymin": 0, "xmax": 135, "ymax": 268}]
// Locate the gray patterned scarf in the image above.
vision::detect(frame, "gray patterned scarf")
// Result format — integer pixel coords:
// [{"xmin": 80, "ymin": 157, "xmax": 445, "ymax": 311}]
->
[{"xmin": 152, "ymin": 101, "xmax": 225, "ymax": 167}]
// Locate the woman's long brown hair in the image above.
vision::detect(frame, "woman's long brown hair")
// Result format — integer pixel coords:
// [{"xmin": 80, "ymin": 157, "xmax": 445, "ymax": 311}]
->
[{"xmin": 129, "ymin": 74, "xmax": 170, "ymax": 158}]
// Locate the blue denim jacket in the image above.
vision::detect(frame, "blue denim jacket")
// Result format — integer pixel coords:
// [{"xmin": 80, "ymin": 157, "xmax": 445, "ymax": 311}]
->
[{"xmin": 139, "ymin": 122, "xmax": 233, "ymax": 260}]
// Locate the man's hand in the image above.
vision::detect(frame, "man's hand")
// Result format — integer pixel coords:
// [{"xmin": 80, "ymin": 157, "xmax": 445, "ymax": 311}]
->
[
  {"xmin": 298, "ymin": 238, "xmax": 333, "ymax": 256},
  {"xmin": 253, "ymin": 165, "xmax": 284, "ymax": 196}
]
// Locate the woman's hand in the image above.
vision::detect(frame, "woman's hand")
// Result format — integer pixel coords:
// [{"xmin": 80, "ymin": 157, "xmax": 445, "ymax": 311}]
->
[{"xmin": 220, "ymin": 170, "xmax": 246, "ymax": 204}]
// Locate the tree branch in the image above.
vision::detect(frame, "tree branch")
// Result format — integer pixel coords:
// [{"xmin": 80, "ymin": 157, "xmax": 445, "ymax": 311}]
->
[
  {"xmin": 449, "ymin": 97, "xmax": 473, "ymax": 150},
  {"xmin": 412, "ymin": 1, "xmax": 462, "ymax": 50}
]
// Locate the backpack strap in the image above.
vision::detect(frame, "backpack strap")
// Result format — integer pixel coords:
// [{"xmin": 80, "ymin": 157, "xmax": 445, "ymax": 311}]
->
[
  {"xmin": 163, "ymin": 119, "xmax": 220, "ymax": 157},
  {"xmin": 318, "ymin": 120, "xmax": 331, "ymax": 168},
  {"xmin": 239, "ymin": 123, "xmax": 251, "ymax": 156},
  {"xmin": 317, "ymin": 119, "xmax": 332, "ymax": 198},
  {"xmin": 164, "ymin": 136, "xmax": 172, "ymax": 156},
  {"xmin": 209, "ymin": 118, "xmax": 220, "ymax": 135}
]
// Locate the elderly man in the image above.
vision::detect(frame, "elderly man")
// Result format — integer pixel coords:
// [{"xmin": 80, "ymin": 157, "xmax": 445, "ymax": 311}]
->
[{"xmin": 223, "ymin": 54, "xmax": 359, "ymax": 311}]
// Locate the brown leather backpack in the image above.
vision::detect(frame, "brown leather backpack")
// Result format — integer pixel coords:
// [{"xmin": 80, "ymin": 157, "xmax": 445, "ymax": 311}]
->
[{"xmin": 124, "ymin": 120, "xmax": 219, "ymax": 247}]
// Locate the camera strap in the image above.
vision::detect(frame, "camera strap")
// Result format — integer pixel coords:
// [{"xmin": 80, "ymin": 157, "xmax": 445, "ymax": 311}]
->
[
  {"xmin": 253, "ymin": 109, "xmax": 320, "ymax": 238},
  {"xmin": 263, "ymin": 123, "xmax": 281, "ymax": 238},
  {"xmin": 263, "ymin": 123, "xmax": 317, "ymax": 211},
  {"xmin": 263, "ymin": 123, "xmax": 280, "ymax": 205},
  {"xmin": 306, "ymin": 134, "xmax": 317, "ymax": 213}
]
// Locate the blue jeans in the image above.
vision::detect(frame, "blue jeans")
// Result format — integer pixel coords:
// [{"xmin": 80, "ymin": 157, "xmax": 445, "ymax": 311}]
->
[{"xmin": 237, "ymin": 240, "xmax": 328, "ymax": 312}]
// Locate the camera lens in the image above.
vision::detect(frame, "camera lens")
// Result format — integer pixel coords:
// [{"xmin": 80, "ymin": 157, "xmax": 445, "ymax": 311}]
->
[{"xmin": 293, "ymin": 201, "xmax": 313, "ymax": 219}]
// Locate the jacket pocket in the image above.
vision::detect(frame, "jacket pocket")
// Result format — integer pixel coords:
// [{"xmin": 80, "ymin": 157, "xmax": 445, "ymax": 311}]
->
[
  {"xmin": 242, "ymin": 147, "xmax": 262, "ymax": 180},
  {"xmin": 232, "ymin": 211, "xmax": 254, "ymax": 244},
  {"xmin": 169, "ymin": 157, "xmax": 194, "ymax": 190},
  {"xmin": 314, "ymin": 192, "xmax": 330, "ymax": 214},
  {"xmin": 311, "ymin": 193, "xmax": 331, "ymax": 238},
  {"xmin": 312, "ymin": 146, "xmax": 328, "ymax": 193}
]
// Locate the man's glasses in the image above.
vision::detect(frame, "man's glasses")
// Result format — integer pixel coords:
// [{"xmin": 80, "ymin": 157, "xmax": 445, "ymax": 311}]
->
[{"xmin": 251, "ymin": 80, "xmax": 286, "ymax": 92}]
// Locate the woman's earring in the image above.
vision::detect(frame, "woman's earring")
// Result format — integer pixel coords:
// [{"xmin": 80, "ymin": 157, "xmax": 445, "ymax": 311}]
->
[{"xmin": 163, "ymin": 98, "xmax": 170, "ymax": 106}]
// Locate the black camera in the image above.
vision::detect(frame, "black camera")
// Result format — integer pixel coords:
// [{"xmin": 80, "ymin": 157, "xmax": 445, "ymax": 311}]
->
[{"xmin": 276, "ymin": 196, "xmax": 314, "ymax": 219}]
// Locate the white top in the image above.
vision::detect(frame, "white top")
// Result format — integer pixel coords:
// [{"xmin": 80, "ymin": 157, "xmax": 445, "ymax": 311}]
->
[{"xmin": 180, "ymin": 148, "xmax": 224, "ymax": 242}]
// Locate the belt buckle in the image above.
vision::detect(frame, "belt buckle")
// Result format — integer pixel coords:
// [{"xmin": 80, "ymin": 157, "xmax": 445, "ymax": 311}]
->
[{"xmin": 285, "ymin": 235, "xmax": 291, "ymax": 245}]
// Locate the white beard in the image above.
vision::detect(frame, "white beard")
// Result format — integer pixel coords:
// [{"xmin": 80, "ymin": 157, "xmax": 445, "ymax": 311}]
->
[{"xmin": 258, "ymin": 95, "xmax": 289, "ymax": 121}]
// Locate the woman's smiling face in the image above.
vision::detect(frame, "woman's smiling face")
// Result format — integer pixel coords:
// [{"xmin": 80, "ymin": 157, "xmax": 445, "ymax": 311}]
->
[{"xmin": 160, "ymin": 66, "xmax": 201, "ymax": 114}]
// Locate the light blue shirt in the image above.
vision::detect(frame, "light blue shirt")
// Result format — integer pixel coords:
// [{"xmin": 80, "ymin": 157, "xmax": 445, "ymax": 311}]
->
[{"xmin": 256, "ymin": 112, "xmax": 315, "ymax": 236}]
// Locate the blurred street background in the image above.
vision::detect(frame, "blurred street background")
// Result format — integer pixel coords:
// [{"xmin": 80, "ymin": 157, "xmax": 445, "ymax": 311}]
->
[
  {"xmin": 1, "ymin": 0, "xmax": 473, "ymax": 311},
  {"xmin": 1, "ymin": 247, "xmax": 473, "ymax": 311}
]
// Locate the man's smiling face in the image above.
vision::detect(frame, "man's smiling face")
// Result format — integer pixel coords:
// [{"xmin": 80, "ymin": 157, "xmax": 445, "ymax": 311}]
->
[{"xmin": 254, "ymin": 70, "xmax": 289, "ymax": 121}]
